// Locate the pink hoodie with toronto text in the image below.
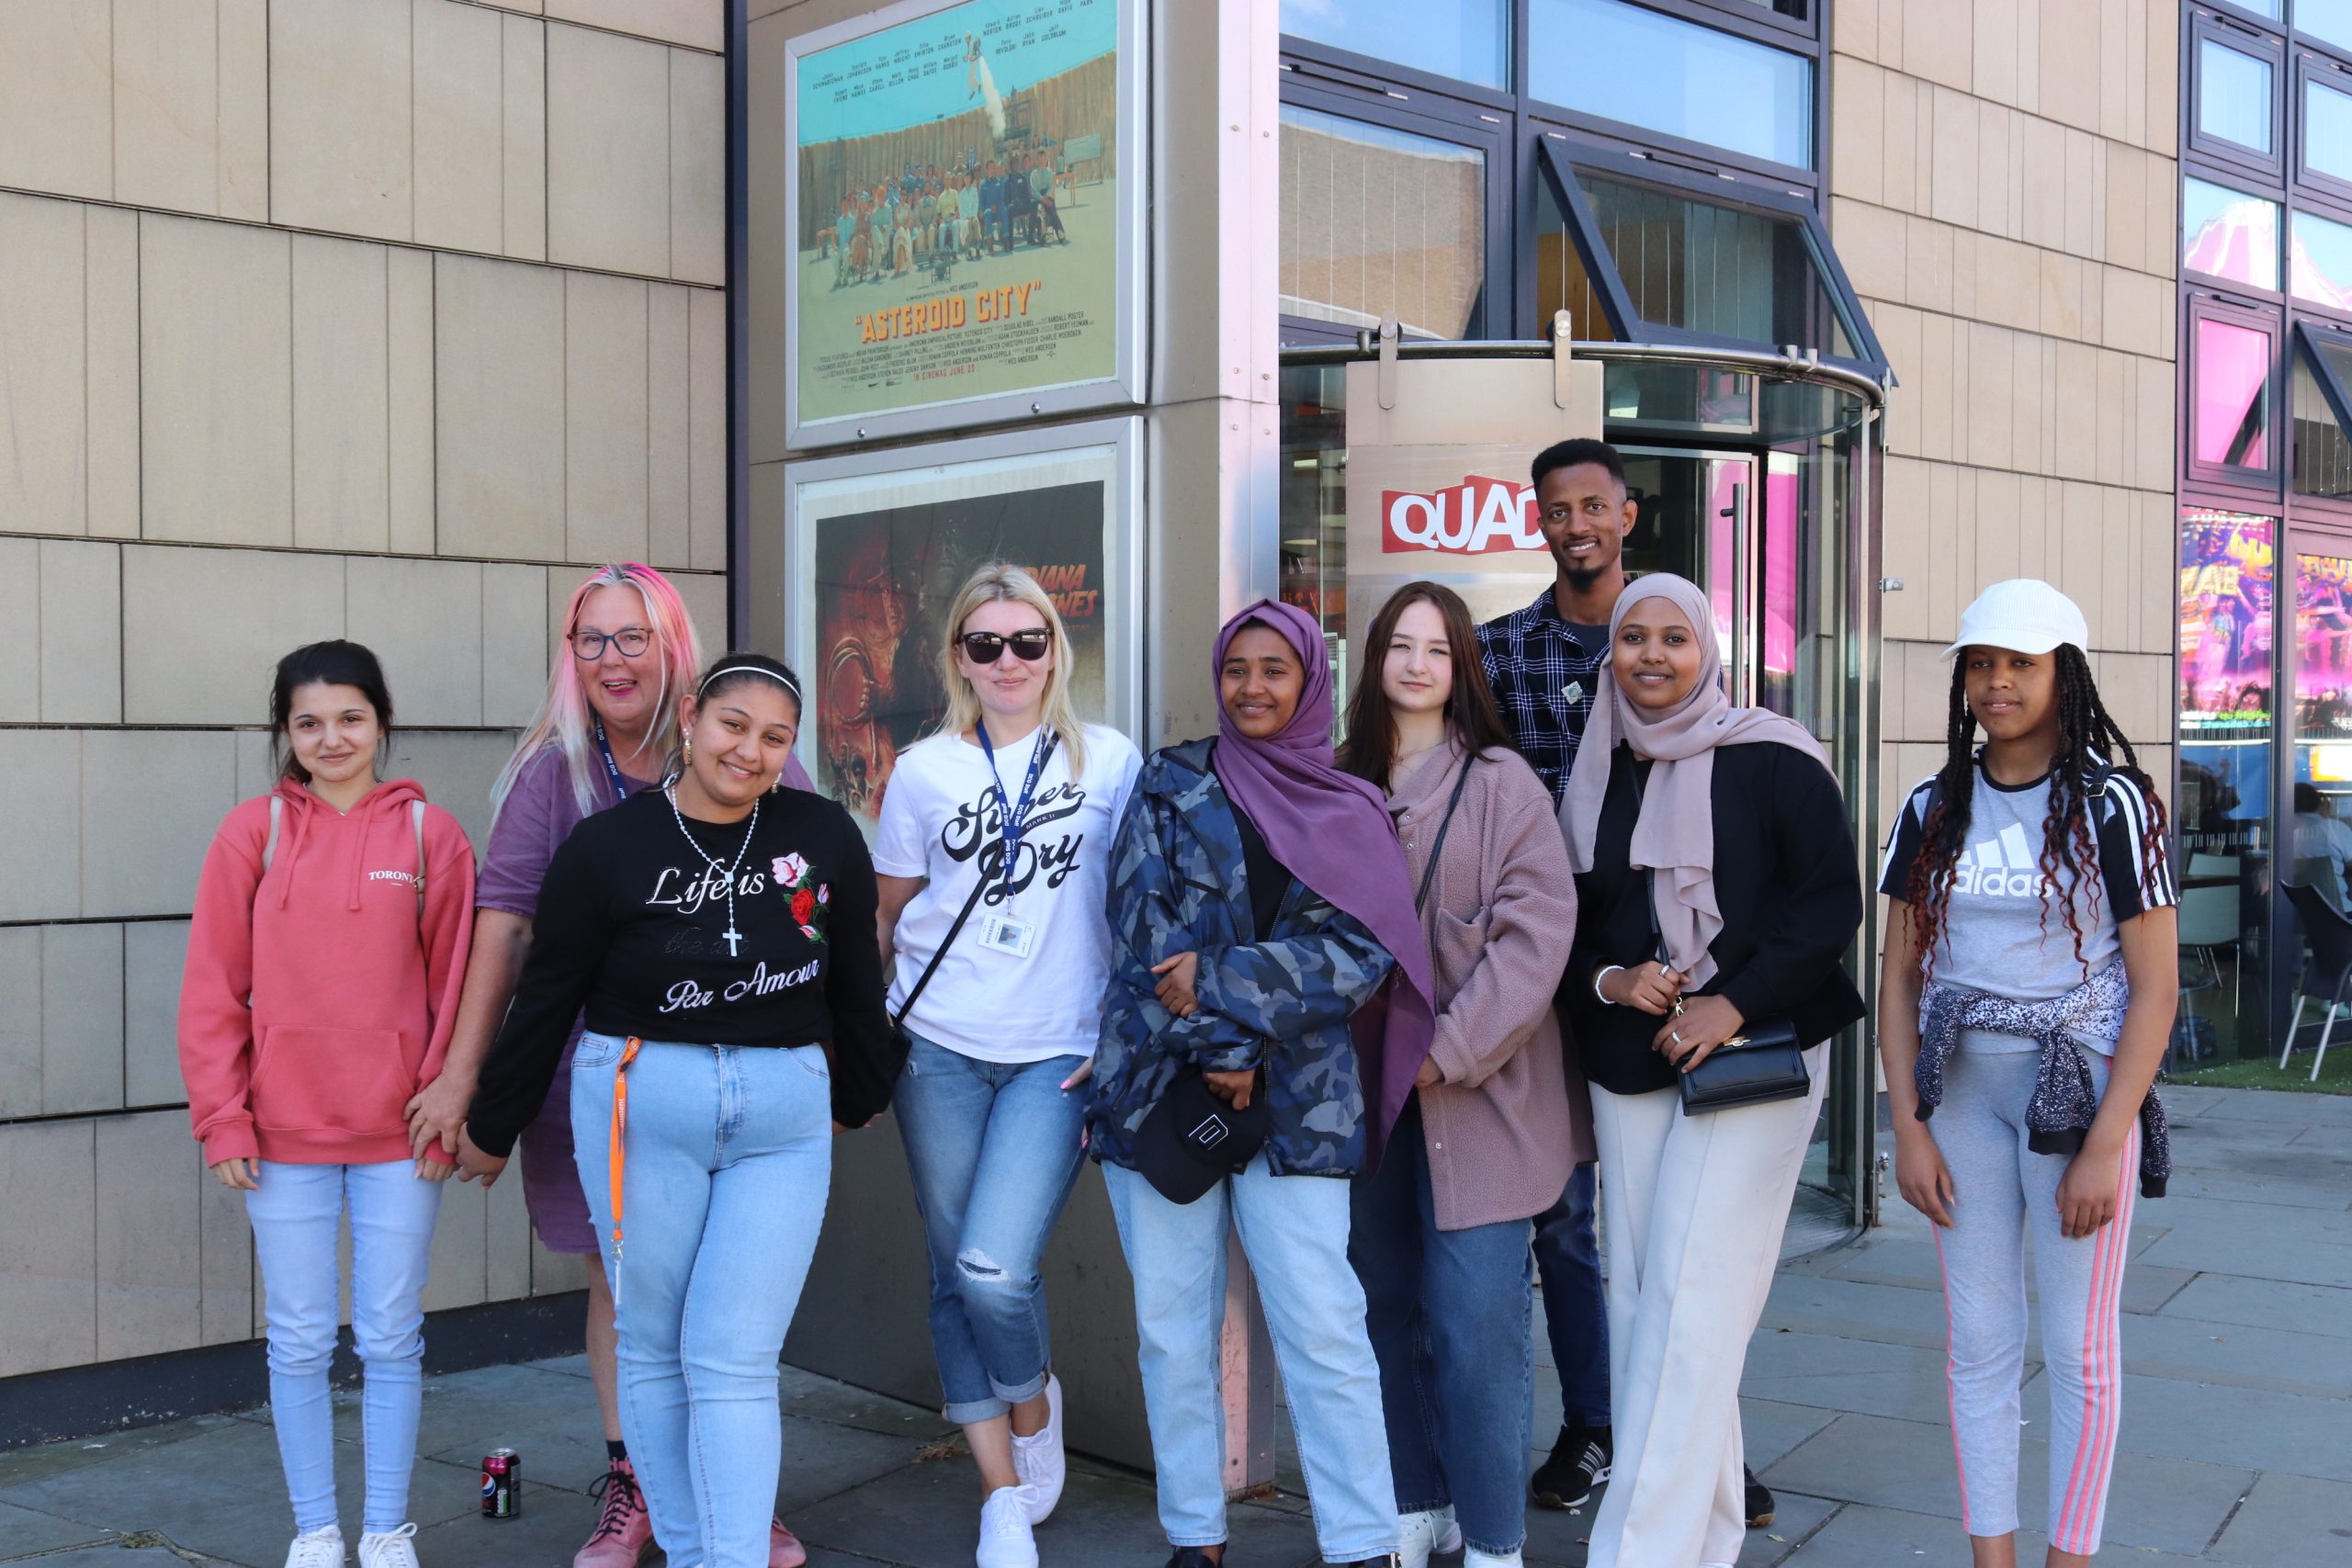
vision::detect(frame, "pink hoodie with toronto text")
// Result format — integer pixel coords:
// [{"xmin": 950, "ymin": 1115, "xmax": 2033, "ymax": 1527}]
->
[{"xmin": 179, "ymin": 776, "xmax": 476, "ymax": 1167}]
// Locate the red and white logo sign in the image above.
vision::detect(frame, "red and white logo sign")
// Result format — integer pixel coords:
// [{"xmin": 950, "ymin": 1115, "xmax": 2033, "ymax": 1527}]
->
[{"xmin": 1381, "ymin": 475, "xmax": 1547, "ymax": 555}]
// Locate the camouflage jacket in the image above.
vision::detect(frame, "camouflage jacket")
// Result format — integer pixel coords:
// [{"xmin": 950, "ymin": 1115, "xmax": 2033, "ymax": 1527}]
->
[{"xmin": 1087, "ymin": 739, "xmax": 1396, "ymax": 1178}]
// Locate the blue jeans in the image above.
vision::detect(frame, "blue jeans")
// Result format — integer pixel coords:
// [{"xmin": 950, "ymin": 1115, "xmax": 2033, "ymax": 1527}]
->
[
  {"xmin": 571, "ymin": 1034, "xmax": 832, "ymax": 1568},
  {"xmin": 1532, "ymin": 1161, "xmax": 1611, "ymax": 1428},
  {"xmin": 246, "ymin": 1159, "xmax": 443, "ymax": 1534},
  {"xmin": 1350, "ymin": 1098, "xmax": 1534, "ymax": 1555},
  {"xmin": 1103, "ymin": 1156, "xmax": 1396, "ymax": 1563},
  {"xmin": 893, "ymin": 1033, "xmax": 1087, "ymax": 1423}
]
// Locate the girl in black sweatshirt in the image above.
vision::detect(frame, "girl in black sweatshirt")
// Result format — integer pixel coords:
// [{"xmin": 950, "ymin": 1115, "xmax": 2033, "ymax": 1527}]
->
[{"xmin": 457, "ymin": 654, "xmax": 895, "ymax": 1568}]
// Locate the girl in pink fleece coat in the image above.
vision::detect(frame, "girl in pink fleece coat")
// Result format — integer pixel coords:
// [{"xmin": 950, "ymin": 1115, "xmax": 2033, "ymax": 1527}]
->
[{"xmin": 179, "ymin": 641, "xmax": 475, "ymax": 1568}]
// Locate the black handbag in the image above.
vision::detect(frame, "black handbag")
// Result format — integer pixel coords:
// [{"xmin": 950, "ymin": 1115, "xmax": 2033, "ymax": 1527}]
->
[{"xmin": 1641, "ymin": 859, "xmax": 1811, "ymax": 1116}]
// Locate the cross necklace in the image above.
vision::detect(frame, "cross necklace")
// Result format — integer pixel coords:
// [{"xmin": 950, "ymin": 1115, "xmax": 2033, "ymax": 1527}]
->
[{"xmin": 663, "ymin": 785, "xmax": 759, "ymax": 956}]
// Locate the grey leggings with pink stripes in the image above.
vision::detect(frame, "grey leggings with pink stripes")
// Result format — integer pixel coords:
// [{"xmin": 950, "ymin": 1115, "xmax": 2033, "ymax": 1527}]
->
[{"xmin": 1928, "ymin": 1044, "xmax": 2140, "ymax": 1555}]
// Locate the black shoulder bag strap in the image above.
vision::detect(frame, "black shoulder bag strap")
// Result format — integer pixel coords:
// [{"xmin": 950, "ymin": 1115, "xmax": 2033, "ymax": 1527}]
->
[
  {"xmin": 892, "ymin": 728, "xmax": 1058, "ymax": 1032},
  {"xmin": 1414, "ymin": 755, "xmax": 1477, "ymax": 913}
]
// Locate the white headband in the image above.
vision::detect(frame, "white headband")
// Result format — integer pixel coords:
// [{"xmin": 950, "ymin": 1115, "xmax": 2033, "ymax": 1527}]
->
[{"xmin": 697, "ymin": 663, "xmax": 802, "ymax": 702}]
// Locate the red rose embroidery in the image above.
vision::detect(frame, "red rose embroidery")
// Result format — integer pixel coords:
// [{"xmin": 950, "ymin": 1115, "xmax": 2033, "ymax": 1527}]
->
[{"xmin": 791, "ymin": 887, "xmax": 816, "ymax": 926}]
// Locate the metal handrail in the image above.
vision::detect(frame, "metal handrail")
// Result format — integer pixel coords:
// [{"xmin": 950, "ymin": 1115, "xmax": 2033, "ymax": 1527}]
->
[{"xmin": 1279, "ymin": 336, "xmax": 1890, "ymax": 410}]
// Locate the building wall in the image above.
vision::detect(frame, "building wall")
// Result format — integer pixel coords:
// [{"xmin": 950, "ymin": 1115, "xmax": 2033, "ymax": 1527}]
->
[
  {"xmin": 1826, "ymin": 0, "xmax": 2180, "ymax": 831},
  {"xmin": 0, "ymin": 0, "xmax": 729, "ymax": 1382}
]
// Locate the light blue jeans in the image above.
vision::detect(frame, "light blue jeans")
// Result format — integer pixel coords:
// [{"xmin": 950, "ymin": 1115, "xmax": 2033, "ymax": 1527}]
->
[
  {"xmin": 1103, "ymin": 1156, "xmax": 1397, "ymax": 1563},
  {"xmin": 571, "ymin": 1033, "xmax": 833, "ymax": 1568},
  {"xmin": 893, "ymin": 1032, "xmax": 1088, "ymax": 1423},
  {"xmin": 245, "ymin": 1159, "xmax": 444, "ymax": 1534}
]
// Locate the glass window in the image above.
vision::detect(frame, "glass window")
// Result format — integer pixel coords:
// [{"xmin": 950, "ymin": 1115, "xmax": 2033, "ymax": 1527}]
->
[
  {"xmin": 1573, "ymin": 165, "xmax": 1858, "ymax": 358},
  {"xmin": 1279, "ymin": 0, "xmax": 1509, "ymax": 91},
  {"xmin": 2177, "ymin": 509, "xmax": 2274, "ymax": 1066},
  {"xmin": 2231, "ymin": 0, "xmax": 2282, "ymax": 17},
  {"xmin": 2304, "ymin": 0, "xmax": 2352, "ymax": 53},
  {"xmin": 1278, "ymin": 104, "xmax": 1487, "ymax": 339},
  {"xmin": 1530, "ymin": 0, "xmax": 1813, "ymax": 168},
  {"xmin": 2194, "ymin": 315, "xmax": 2274, "ymax": 469},
  {"xmin": 2294, "ymin": 338, "xmax": 2352, "ymax": 498},
  {"xmin": 1536, "ymin": 164, "xmax": 1615, "ymax": 342},
  {"xmin": 2309, "ymin": 75, "xmax": 2352, "ymax": 184},
  {"xmin": 2292, "ymin": 209, "xmax": 2352, "ymax": 310},
  {"xmin": 2199, "ymin": 38, "xmax": 2274, "ymax": 154},
  {"xmin": 2183, "ymin": 177, "xmax": 2279, "ymax": 289}
]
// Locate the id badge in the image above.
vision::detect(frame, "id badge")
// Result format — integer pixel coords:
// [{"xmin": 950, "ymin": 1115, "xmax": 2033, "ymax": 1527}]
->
[{"xmin": 976, "ymin": 912, "xmax": 1036, "ymax": 959}]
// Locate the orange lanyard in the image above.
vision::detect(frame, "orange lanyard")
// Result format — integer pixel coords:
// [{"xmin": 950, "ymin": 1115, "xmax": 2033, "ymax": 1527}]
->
[{"xmin": 609, "ymin": 1037, "xmax": 644, "ymax": 1281}]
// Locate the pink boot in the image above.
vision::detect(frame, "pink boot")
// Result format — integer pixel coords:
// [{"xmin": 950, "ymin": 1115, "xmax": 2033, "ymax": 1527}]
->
[
  {"xmin": 769, "ymin": 1518, "xmax": 808, "ymax": 1568},
  {"xmin": 574, "ymin": 1459, "xmax": 654, "ymax": 1568}
]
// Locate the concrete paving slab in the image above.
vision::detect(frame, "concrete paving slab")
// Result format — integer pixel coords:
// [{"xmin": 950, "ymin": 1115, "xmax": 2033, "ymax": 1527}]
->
[
  {"xmin": 1758, "ymin": 1274, "xmax": 1949, "ymax": 1350},
  {"xmin": 1740, "ymin": 1333, "xmax": 1958, "ymax": 1425},
  {"xmin": 2194, "ymin": 1088, "xmax": 2352, "ymax": 1123},
  {"xmin": 1, "ymin": 1549, "xmax": 194, "ymax": 1568},
  {"xmin": 0, "ymin": 1416, "xmax": 482, "ymax": 1568},
  {"xmin": 2115, "ymin": 1312, "xmax": 2352, "ymax": 1397},
  {"xmin": 776, "ymin": 1365, "xmax": 956, "ymax": 1443},
  {"xmin": 1758, "ymin": 1409, "xmax": 2254, "ymax": 1557},
  {"xmin": 2160, "ymin": 1166, "xmax": 2352, "ymax": 1209},
  {"xmin": 2156, "ymin": 1270, "xmax": 2352, "ymax": 1336},
  {"xmin": 1769, "ymin": 1501, "xmax": 2228, "ymax": 1567},
  {"xmin": 1736, "ymin": 1396, "xmax": 1838, "ymax": 1472},
  {"xmin": 2111, "ymin": 1371, "xmax": 2352, "ymax": 1482},
  {"xmin": 1737, "ymin": 1489, "xmax": 1840, "ymax": 1566},
  {"xmin": 0, "ymin": 1497, "xmax": 114, "ymax": 1558},
  {"xmin": 0, "ymin": 1415, "xmax": 245, "ymax": 1493},
  {"xmin": 782, "ymin": 1453, "xmax": 1320, "ymax": 1568},
  {"xmin": 2208, "ymin": 1470, "xmax": 2352, "ymax": 1566},
  {"xmin": 410, "ymin": 1485, "xmax": 602, "ymax": 1568},
  {"xmin": 415, "ymin": 1361, "xmax": 623, "ymax": 1495},
  {"xmin": 2133, "ymin": 1223, "xmax": 2352, "ymax": 1288}
]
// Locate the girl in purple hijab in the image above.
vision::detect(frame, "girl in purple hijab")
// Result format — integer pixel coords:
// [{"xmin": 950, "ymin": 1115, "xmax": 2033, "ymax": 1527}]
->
[{"xmin": 1085, "ymin": 600, "xmax": 1423, "ymax": 1568}]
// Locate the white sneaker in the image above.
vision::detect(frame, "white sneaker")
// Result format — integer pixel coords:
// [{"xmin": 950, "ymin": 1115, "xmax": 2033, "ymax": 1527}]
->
[
  {"xmin": 356, "ymin": 1523, "xmax": 420, "ymax": 1568},
  {"xmin": 1010, "ymin": 1373, "xmax": 1066, "ymax": 1524},
  {"xmin": 283, "ymin": 1525, "xmax": 345, "ymax": 1568},
  {"xmin": 1462, "ymin": 1551, "xmax": 1522, "ymax": 1568},
  {"xmin": 1434, "ymin": 1506, "xmax": 1463, "ymax": 1554},
  {"xmin": 976, "ymin": 1485, "xmax": 1039, "ymax": 1568},
  {"xmin": 1396, "ymin": 1507, "xmax": 1447, "ymax": 1568}
]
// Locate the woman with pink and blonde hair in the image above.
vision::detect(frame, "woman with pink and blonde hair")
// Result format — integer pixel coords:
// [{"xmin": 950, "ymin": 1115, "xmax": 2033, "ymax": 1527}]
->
[{"xmin": 404, "ymin": 562, "xmax": 812, "ymax": 1568}]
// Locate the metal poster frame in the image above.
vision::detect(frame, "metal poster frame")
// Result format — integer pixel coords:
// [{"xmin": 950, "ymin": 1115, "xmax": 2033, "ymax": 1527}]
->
[
  {"xmin": 780, "ymin": 415, "xmax": 1145, "ymax": 823},
  {"xmin": 782, "ymin": 0, "xmax": 1148, "ymax": 450}
]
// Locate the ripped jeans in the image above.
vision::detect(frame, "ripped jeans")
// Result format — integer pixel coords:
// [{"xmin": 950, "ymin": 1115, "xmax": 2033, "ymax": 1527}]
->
[{"xmin": 894, "ymin": 1032, "xmax": 1089, "ymax": 1424}]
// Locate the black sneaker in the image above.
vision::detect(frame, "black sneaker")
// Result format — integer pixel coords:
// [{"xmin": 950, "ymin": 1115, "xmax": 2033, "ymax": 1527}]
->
[
  {"xmin": 1163, "ymin": 1550, "xmax": 1220, "ymax": 1568},
  {"xmin": 1530, "ymin": 1420, "xmax": 1612, "ymax": 1509},
  {"xmin": 1744, "ymin": 1465, "xmax": 1775, "ymax": 1529}
]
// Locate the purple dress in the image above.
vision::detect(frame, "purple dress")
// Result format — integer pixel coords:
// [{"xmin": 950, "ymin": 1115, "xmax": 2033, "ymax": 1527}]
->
[{"xmin": 475, "ymin": 747, "xmax": 655, "ymax": 1252}]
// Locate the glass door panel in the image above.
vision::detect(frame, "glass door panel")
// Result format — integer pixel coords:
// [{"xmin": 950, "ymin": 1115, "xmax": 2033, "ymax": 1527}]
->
[{"xmin": 2177, "ymin": 511, "xmax": 2275, "ymax": 1067}]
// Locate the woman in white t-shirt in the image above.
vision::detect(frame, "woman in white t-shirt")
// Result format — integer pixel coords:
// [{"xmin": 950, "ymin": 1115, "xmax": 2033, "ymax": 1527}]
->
[
  {"xmin": 1876, "ymin": 581, "xmax": 2178, "ymax": 1568},
  {"xmin": 874, "ymin": 562, "xmax": 1142, "ymax": 1568}
]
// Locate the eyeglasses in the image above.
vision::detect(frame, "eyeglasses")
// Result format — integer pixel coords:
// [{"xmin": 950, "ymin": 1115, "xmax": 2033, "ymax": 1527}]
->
[
  {"xmin": 571, "ymin": 626, "xmax": 652, "ymax": 660},
  {"xmin": 957, "ymin": 628, "xmax": 1053, "ymax": 663}
]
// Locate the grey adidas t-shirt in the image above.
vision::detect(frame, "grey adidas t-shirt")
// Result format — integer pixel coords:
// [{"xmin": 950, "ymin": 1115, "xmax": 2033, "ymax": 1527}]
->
[{"xmin": 1879, "ymin": 760, "xmax": 2177, "ymax": 1054}]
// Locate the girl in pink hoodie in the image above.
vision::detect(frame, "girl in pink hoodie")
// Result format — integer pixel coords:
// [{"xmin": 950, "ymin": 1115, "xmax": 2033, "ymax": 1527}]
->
[{"xmin": 179, "ymin": 641, "xmax": 476, "ymax": 1568}]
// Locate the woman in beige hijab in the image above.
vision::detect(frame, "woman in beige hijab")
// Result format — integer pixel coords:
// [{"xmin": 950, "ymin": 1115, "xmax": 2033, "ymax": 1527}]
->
[{"xmin": 1555, "ymin": 575, "xmax": 1864, "ymax": 1568}]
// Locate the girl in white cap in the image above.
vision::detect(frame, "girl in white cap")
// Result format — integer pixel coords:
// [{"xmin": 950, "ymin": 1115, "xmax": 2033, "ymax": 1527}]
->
[{"xmin": 1876, "ymin": 580, "xmax": 2179, "ymax": 1568}]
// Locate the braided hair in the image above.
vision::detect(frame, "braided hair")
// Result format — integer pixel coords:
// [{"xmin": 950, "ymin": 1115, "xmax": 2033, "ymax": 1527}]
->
[{"xmin": 1904, "ymin": 645, "xmax": 2169, "ymax": 978}]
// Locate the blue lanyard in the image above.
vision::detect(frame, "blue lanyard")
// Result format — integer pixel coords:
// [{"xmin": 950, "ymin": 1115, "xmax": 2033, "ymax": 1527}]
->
[
  {"xmin": 977, "ymin": 721, "xmax": 1057, "ymax": 882},
  {"xmin": 590, "ymin": 717, "xmax": 631, "ymax": 807}
]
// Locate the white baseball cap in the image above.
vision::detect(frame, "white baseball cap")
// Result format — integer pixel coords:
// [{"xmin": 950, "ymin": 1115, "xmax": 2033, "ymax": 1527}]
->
[{"xmin": 1939, "ymin": 579, "xmax": 2089, "ymax": 661}]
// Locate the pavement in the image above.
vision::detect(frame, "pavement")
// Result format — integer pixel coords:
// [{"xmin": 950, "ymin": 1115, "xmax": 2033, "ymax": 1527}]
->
[{"xmin": 3, "ymin": 1082, "xmax": 2347, "ymax": 1567}]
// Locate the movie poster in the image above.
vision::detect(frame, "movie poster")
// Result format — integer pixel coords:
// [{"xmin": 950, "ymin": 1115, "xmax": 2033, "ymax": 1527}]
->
[
  {"xmin": 2179, "ymin": 509, "xmax": 2275, "ymax": 735},
  {"xmin": 789, "ymin": 0, "xmax": 1134, "ymax": 439},
  {"xmin": 787, "ymin": 431, "xmax": 1131, "ymax": 833}
]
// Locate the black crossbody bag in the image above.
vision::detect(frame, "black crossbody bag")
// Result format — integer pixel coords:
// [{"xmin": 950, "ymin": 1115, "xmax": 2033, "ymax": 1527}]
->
[{"xmin": 1640, "ymin": 848, "xmax": 1810, "ymax": 1117}]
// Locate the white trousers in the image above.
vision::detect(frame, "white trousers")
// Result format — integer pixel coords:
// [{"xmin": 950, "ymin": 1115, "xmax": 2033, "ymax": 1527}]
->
[{"xmin": 1586, "ymin": 1044, "xmax": 1828, "ymax": 1568}]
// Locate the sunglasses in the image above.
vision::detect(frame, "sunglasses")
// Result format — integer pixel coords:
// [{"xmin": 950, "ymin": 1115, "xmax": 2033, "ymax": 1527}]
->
[{"xmin": 958, "ymin": 628, "xmax": 1053, "ymax": 663}]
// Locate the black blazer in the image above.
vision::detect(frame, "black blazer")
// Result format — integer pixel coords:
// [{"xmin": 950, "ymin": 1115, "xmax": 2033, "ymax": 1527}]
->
[{"xmin": 1560, "ymin": 740, "xmax": 1866, "ymax": 1097}]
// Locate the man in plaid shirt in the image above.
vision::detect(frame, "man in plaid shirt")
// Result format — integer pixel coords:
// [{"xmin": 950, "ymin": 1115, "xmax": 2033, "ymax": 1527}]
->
[{"xmin": 1476, "ymin": 437, "xmax": 1637, "ymax": 1517}]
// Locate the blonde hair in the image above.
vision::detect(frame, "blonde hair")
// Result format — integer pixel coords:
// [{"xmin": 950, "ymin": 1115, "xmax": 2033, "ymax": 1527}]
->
[{"xmin": 936, "ymin": 561, "xmax": 1088, "ymax": 777}]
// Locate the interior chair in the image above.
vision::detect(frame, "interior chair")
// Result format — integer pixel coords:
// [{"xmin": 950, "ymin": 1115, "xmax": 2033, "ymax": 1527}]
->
[
  {"xmin": 2283, "ymin": 881, "xmax": 2352, "ymax": 1081},
  {"xmin": 2177, "ymin": 852, "xmax": 2243, "ymax": 1021}
]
